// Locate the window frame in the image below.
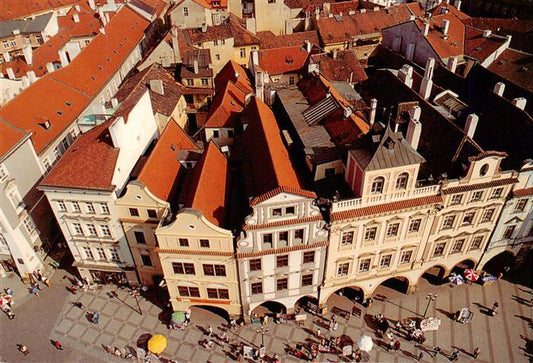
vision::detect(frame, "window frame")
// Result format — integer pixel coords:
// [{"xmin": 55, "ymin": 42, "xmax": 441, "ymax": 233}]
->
[
  {"xmin": 386, "ymin": 222, "xmax": 400, "ymax": 237},
  {"xmin": 251, "ymin": 282, "xmax": 263, "ymax": 295},
  {"xmin": 276, "ymin": 278, "xmax": 288, "ymax": 291},
  {"xmin": 249, "ymin": 258, "xmax": 261, "ymax": 271},
  {"xmin": 395, "ymin": 172, "xmax": 409, "ymax": 190},
  {"xmin": 303, "ymin": 251, "xmax": 315, "ymax": 264},
  {"xmin": 337, "ymin": 262, "xmax": 350, "ymax": 276},
  {"xmin": 301, "ymin": 273, "xmax": 313, "ymax": 287},
  {"xmin": 370, "ymin": 176, "xmax": 385, "ymax": 194},
  {"xmin": 364, "ymin": 227, "xmax": 377, "ymax": 241},
  {"xmin": 276, "ymin": 254, "xmax": 289, "ymax": 267},
  {"xmin": 341, "ymin": 231, "xmax": 354, "ymax": 245},
  {"xmin": 379, "ymin": 254, "xmax": 392, "ymax": 268},
  {"xmin": 408, "ymin": 218, "xmax": 422, "ymax": 233},
  {"xmin": 400, "ymin": 250, "xmax": 412, "ymax": 264}
]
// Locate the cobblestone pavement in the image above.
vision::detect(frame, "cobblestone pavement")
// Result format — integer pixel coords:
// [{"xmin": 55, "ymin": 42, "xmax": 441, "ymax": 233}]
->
[{"xmin": 1, "ymin": 266, "xmax": 532, "ymax": 362}]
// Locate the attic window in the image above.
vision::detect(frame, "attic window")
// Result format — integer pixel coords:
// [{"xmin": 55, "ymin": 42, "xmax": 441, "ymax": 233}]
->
[
  {"xmin": 123, "ymin": 36, "xmax": 128, "ymax": 40},
  {"xmin": 113, "ymin": 49, "xmax": 117, "ymax": 53},
  {"xmin": 474, "ymin": 46, "xmax": 482, "ymax": 51},
  {"xmin": 106, "ymin": 58, "xmax": 110, "ymax": 62},
  {"xmin": 56, "ymin": 110, "xmax": 63, "ymax": 115},
  {"xmin": 65, "ymin": 101, "xmax": 71, "ymax": 106},
  {"xmin": 384, "ymin": 137, "xmax": 395, "ymax": 150},
  {"xmin": 119, "ymin": 42, "xmax": 124, "ymax": 47},
  {"xmin": 499, "ymin": 59, "xmax": 507, "ymax": 65},
  {"xmin": 98, "ymin": 66, "xmax": 103, "ymax": 71},
  {"xmin": 91, "ymin": 76, "xmax": 96, "ymax": 80},
  {"xmin": 286, "ymin": 56, "xmax": 293, "ymax": 64},
  {"xmin": 170, "ymin": 144, "xmax": 176, "ymax": 151},
  {"xmin": 451, "ymin": 42, "xmax": 459, "ymax": 46}
]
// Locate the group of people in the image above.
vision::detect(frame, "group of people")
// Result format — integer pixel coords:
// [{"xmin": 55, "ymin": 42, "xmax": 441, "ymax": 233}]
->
[{"xmin": 1, "ymin": 288, "xmax": 15, "ymax": 319}]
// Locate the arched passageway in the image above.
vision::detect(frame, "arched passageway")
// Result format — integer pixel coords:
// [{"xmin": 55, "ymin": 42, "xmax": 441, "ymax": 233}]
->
[
  {"xmin": 419, "ymin": 265, "xmax": 447, "ymax": 285},
  {"xmin": 252, "ymin": 300, "xmax": 287, "ymax": 317},
  {"xmin": 450, "ymin": 259, "xmax": 476, "ymax": 275},
  {"xmin": 482, "ymin": 251, "xmax": 515, "ymax": 276},
  {"xmin": 374, "ymin": 276, "xmax": 410, "ymax": 296},
  {"xmin": 191, "ymin": 305, "xmax": 230, "ymax": 322},
  {"xmin": 295, "ymin": 295, "xmax": 319, "ymax": 314}
]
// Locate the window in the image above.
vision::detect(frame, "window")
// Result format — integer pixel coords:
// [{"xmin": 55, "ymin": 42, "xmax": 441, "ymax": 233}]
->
[
  {"xmin": 386, "ymin": 223, "xmax": 400, "ymax": 237},
  {"xmin": 147, "ymin": 209, "xmax": 157, "ymax": 218},
  {"xmin": 9, "ymin": 40, "xmax": 16, "ymax": 47},
  {"xmin": 227, "ymin": 130, "xmax": 234, "ymax": 138},
  {"xmin": 364, "ymin": 227, "xmax": 377, "ymax": 241},
  {"xmin": 213, "ymin": 130, "xmax": 219, "ymax": 138},
  {"xmin": 301, "ymin": 274, "xmax": 313, "ymax": 286},
  {"xmin": 7, "ymin": 187, "xmax": 21, "ymax": 208},
  {"xmin": 201, "ymin": 78, "xmax": 208, "ymax": 85},
  {"xmin": 341, "ymin": 231, "xmax": 354, "ymax": 245},
  {"xmin": 73, "ymin": 223, "xmax": 83, "ymax": 235},
  {"xmin": 178, "ymin": 286, "xmax": 200, "ymax": 297},
  {"xmin": 179, "ymin": 238, "xmax": 189, "ymax": 247},
  {"xmin": 277, "ymin": 255, "xmax": 289, "ymax": 267},
  {"xmin": 451, "ymin": 239, "xmax": 464, "ymax": 253},
  {"xmin": 408, "ymin": 218, "xmax": 421, "ymax": 233},
  {"xmin": 470, "ymin": 236, "xmax": 483, "ymax": 250},
  {"xmin": 134, "ymin": 231, "xmax": 146, "ymax": 244},
  {"xmin": 395, "ymin": 172, "xmax": 409, "ymax": 189},
  {"xmin": 2, "ymin": 41, "xmax": 8, "ymax": 48},
  {"xmin": 303, "ymin": 251, "xmax": 315, "ymax": 263},
  {"xmin": 72, "ymin": 201, "xmax": 81, "ymax": 213},
  {"xmin": 251, "ymin": 282, "xmax": 263, "ymax": 295},
  {"xmin": 214, "ymin": 39, "xmax": 218, "ymax": 46},
  {"xmin": 207, "ymin": 288, "xmax": 229, "ymax": 299},
  {"xmin": 220, "ymin": 39, "xmax": 225, "ymax": 45},
  {"xmin": 479, "ymin": 163, "xmax": 489, "ymax": 176},
  {"xmin": 359, "ymin": 258, "xmax": 371, "ymax": 272},
  {"xmin": 481, "ymin": 208, "xmax": 495, "ymax": 223},
  {"xmin": 249, "ymin": 258, "xmax": 261, "ymax": 271},
  {"xmin": 200, "ymin": 239, "xmax": 210, "ymax": 248},
  {"xmin": 172, "ymin": 262, "xmax": 195, "ymax": 275},
  {"xmin": 215, "ymin": 54, "xmax": 220, "ymax": 61},
  {"xmin": 100, "ymin": 203, "xmax": 110, "ymax": 214},
  {"xmin": 110, "ymin": 248, "xmax": 120, "ymax": 262},
  {"xmin": 96, "ymin": 247, "xmax": 106, "ymax": 260},
  {"xmin": 294, "ymin": 229, "xmax": 304, "ymax": 244},
  {"xmin": 272, "ymin": 208, "xmax": 282, "ymax": 216},
  {"xmin": 22, "ymin": 216, "xmax": 36, "ymax": 234},
  {"xmin": 141, "ymin": 254, "xmax": 152, "ymax": 266},
  {"xmin": 514, "ymin": 199, "xmax": 528, "ymax": 212},
  {"xmin": 433, "ymin": 242, "xmax": 446, "ymax": 257},
  {"xmin": 289, "ymin": 76, "xmax": 295, "ymax": 85},
  {"xmin": 87, "ymin": 224, "xmax": 97, "ymax": 236},
  {"xmin": 503, "ymin": 225, "xmax": 516, "ymax": 239},
  {"xmin": 470, "ymin": 191, "xmax": 484, "ymax": 202},
  {"xmin": 53, "ymin": 147, "xmax": 61, "ymax": 161},
  {"xmin": 203, "ymin": 264, "xmax": 226, "ymax": 276},
  {"xmin": 279, "ymin": 231, "xmax": 288, "ymax": 246},
  {"xmin": 83, "ymin": 247, "xmax": 94, "ymax": 259},
  {"xmin": 129, "ymin": 208, "xmax": 139, "ymax": 217},
  {"xmin": 371, "ymin": 176, "xmax": 385, "ymax": 194},
  {"xmin": 186, "ymin": 79, "xmax": 193, "ymax": 86},
  {"xmin": 337, "ymin": 262, "xmax": 349, "ymax": 276},
  {"xmin": 276, "ymin": 278, "xmax": 288, "ymax": 291},
  {"xmin": 36, "ymin": 36, "xmax": 43, "ymax": 44},
  {"xmin": 450, "ymin": 194, "xmax": 463, "ymax": 205},
  {"xmin": 400, "ymin": 250, "xmax": 412, "ymax": 264},
  {"xmin": 57, "ymin": 200, "xmax": 67, "ymax": 211},
  {"xmin": 86, "ymin": 202, "xmax": 95, "ymax": 214},
  {"xmin": 286, "ymin": 206, "xmax": 295, "ymax": 215},
  {"xmin": 61, "ymin": 137, "xmax": 69, "ymax": 151},
  {"xmin": 183, "ymin": 6, "xmax": 189, "ymax": 16},
  {"xmin": 263, "ymin": 233, "xmax": 273, "ymax": 247},
  {"xmin": 491, "ymin": 187, "xmax": 503, "ymax": 199},
  {"xmin": 0, "ymin": 165, "xmax": 7, "ymax": 182},
  {"xmin": 325, "ymin": 168, "xmax": 335, "ymax": 177},
  {"xmin": 100, "ymin": 225, "xmax": 111, "ymax": 237},
  {"xmin": 379, "ymin": 254, "xmax": 392, "ymax": 268},
  {"xmin": 462, "ymin": 212, "xmax": 475, "ymax": 225},
  {"xmin": 240, "ymin": 48, "xmax": 246, "ymax": 58},
  {"xmin": 442, "ymin": 215, "xmax": 455, "ymax": 229}
]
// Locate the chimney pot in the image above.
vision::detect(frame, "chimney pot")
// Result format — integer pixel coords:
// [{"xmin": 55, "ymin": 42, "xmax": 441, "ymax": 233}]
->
[
  {"xmin": 442, "ymin": 19, "xmax": 450, "ymax": 36},
  {"xmin": 406, "ymin": 116, "xmax": 422, "ymax": 150},
  {"xmin": 493, "ymin": 82, "xmax": 505, "ymax": 96},
  {"xmin": 483, "ymin": 29, "xmax": 492, "ymax": 38},
  {"xmin": 512, "ymin": 97, "xmax": 527, "ymax": 110},
  {"xmin": 447, "ymin": 56, "xmax": 458, "ymax": 72},
  {"xmin": 422, "ymin": 23, "xmax": 430, "ymax": 37},
  {"xmin": 73, "ymin": 13, "xmax": 80, "ymax": 23},
  {"xmin": 464, "ymin": 113, "xmax": 479, "ymax": 138}
]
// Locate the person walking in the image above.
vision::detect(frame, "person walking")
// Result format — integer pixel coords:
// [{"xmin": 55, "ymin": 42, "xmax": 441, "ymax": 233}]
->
[
  {"xmin": 333, "ymin": 321, "xmax": 338, "ymax": 331},
  {"xmin": 432, "ymin": 346, "xmax": 441, "ymax": 358},
  {"xmin": 316, "ymin": 328, "xmax": 321, "ymax": 338},
  {"xmin": 473, "ymin": 347, "xmax": 480, "ymax": 358},
  {"xmin": 18, "ymin": 344, "xmax": 29, "ymax": 355},
  {"xmin": 208, "ymin": 325, "xmax": 213, "ymax": 337},
  {"xmin": 451, "ymin": 349, "xmax": 459, "ymax": 361},
  {"xmin": 418, "ymin": 351, "xmax": 424, "ymax": 361},
  {"xmin": 491, "ymin": 301, "xmax": 499, "ymax": 316},
  {"xmin": 54, "ymin": 341, "xmax": 64, "ymax": 350},
  {"xmin": 387, "ymin": 339, "xmax": 394, "ymax": 352},
  {"xmin": 394, "ymin": 340, "xmax": 401, "ymax": 352}
]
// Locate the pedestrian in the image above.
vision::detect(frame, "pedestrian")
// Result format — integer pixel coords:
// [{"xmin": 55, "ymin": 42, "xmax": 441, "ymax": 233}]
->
[
  {"xmin": 386, "ymin": 331, "xmax": 394, "ymax": 341},
  {"xmin": 263, "ymin": 315, "xmax": 268, "ymax": 326},
  {"xmin": 473, "ymin": 347, "xmax": 480, "ymax": 358},
  {"xmin": 44, "ymin": 278, "xmax": 51, "ymax": 287},
  {"xmin": 316, "ymin": 328, "xmax": 321, "ymax": 338},
  {"xmin": 366, "ymin": 297, "xmax": 374, "ymax": 308},
  {"xmin": 333, "ymin": 321, "xmax": 338, "ymax": 331},
  {"xmin": 4, "ymin": 288, "xmax": 13, "ymax": 296},
  {"xmin": 395, "ymin": 320, "xmax": 402, "ymax": 331},
  {"xmin": 92, "ymin": 312, "xmax": 99, "ymax": 324},
  {"xmin": 18, "ymin": 344, "xmax": 29, "ymax": 355},
  {"xmin": 208, "ymin": 325, "xmax": 213, "ymax": 337},
  {"xmin": 433, "ymin": 346, "xmax": 441, "ymax": 357},
  {"xmin": 273, "ymin": 353, "xmax": 281, "ymax": 363},
  {"xmin": 73, "ymin": 301, "xmax": 83, "ymax": 309},
  {"xmin": 230, "ymin": 318, "xmax": 236, "ymax": 330},
  {"xmin": 221, "ymin": 331, "xmax": 229, "ymax": 344},
  {"xmin": 451, "ymin": 349, "xmax": 459, "ymax": 361},
  {"xmin": 394, "ymin": 340, "xmax": 401, "ymax": 352},
  {"xmin": 418, "ymin": 351, "xmax": 424, "ymax": 361},
  {"xmin": 491, "ymin": 301, "xmax": 499, "ymax": 316},
  {"xmin": 387, "ymin": 339, "xmax": 394, "ymax": 352},
  {"xmin": 54, "ymin": 341, "xmax": 64, "ymax": 350}
]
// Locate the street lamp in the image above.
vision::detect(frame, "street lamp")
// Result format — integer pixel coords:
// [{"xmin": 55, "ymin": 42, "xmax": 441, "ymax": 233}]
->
[
  {"xmin": 423, "ymin": 293, "xmax": 437, "ymax": 318},
  {"xmin": 130, "ymin": 289, "xmax": 142, "ymax": 315},
  {"xmin": 256, "ymin": 325, "xmax": 269, "ymax": 346}
]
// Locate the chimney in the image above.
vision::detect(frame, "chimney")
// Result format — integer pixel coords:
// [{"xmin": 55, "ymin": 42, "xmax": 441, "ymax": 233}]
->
[
  {"xmin": 171, "ymin": 29, "xmax": 181, "ymax": 61},
  {"xmin": 419, "ymin": 58, "xmax": 435, "ymax": 100},
  {"xmin": 398, "ymin": 64, "xmax": 413, "ymax": 88},
  {"xmin": 22, "ymin": 45, "xmax": 33, "ymax": 65},
  {"xmin": 150, "ymin": 79, "xmax": 165, "ymax": 96},
  {"xmin": 98, "ymin": 7, "xmax": 107, "ymax": 26},
  {"xmin": 111, "ymin": 97, "xmax": 119, "ymax": 108},
  {"xmin": 46, "ymin": 62, "xmax": 55, "ymax": 73},
  {"xmin": 201, "ymin": 23, "xmax": 207, "ymax": 33},
  {"xmin": 394, "ymin": 122, "xmax": 399, "ymax": 133},
  {"xmin": 409, "ymin": 15, "xmax": 416, "ymax": 21},
  {"xmin": 58, "ymin": 49, "xmax": 69, "ymax": 67},
  {"xmin": 409, "ymin": 105, "xmax": 421, "ymax": 122},
  {"xmin": 447, "ymin": 56, "xmax": 458, "ymax": 72},
  {"xmin": 21, "ymin": 76, "xmax": 30, "ymax": 88},
  {"xmin": 308, "ymin": 62, "xmax": 319, "ymax": 74},
  {"xmin": 512, "ymin": 97, "xmax": 527, "ymax": 110},
  {"xmin": 3, "ymin": 52, "xmax": 10, "ymax": 63},
  {"xmin": 343, "ymin": 106, "xmax": 352, "ymax": 118},
  {"xmin": 251, "ymin": 50, "xmax": 259, "ymax": 66},
  {"xmin": 360, "ymin": 8, "xmax": 366, "ymax": 13},
  {"xmin": 332, "ymin": 48, "xmax": 338, "ymax": 60},
  {"xmin": 99, "ymin": 27, "xmax": 106, "ymax": 35},
  {"xmin": 406, "ymin": 113, "xmax": 422, "ymax": 150},
  {"xmin": 75, "ymin": 4, "xmax": 81, "ymax": 11},
  {"xmin": 6, "ymin": 68, "xmax": 16, "ymax": 80},
  {"xmin": 422, "ymin": 22, "xmax": 430, "ymax": 37},
  {"xmin": 305, "ymin": 39, "xmax": 311, "ymax": 53},
  {"xmin": 442, "ymin": 19, "xmax": 450, "ymax": 36},
  {"xmin": 493, "ymin": 82, "xmax": 505, "ymax": 96},
  {"xmin": 107, "ymin": 0, "xmax": 115, "ymax": 5},
  {"xmin": 369, "ymin": 98, "xmax": 377, "ymax": 125},
  {"xmin": 88, "ymin": 0, "xmax": 96, "ymax": 10},
  {"xmin": 454, "ymin": 0, "xmax": 462, "ymax": 11},
  {"xmin": 464, "ymin": 113, "xmax": 478, "ymax": 138},
  {"xmin": 193, "ymin": 59, "xmax": 199, "ymax": 74},
  {"xmin": 483, "ymin": 29, "xmax": 492, "ymax": 38},
  {"xmin": 73, "ymin": 13, "xmax": 80, "ymax": 23},
  {"xmin": 26, "ymin": 71, "xmax": 37, "ymax": 83}
]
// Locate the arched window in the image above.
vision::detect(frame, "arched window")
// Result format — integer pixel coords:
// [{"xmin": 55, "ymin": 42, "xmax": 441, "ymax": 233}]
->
[
  {"xmin": 395, "ymin": 172, "xmax": 409, "ymax": 189},
  {"xmin": 370, "ymin": 176, "xmax": 385, "ymax": 194},
  {"xmin": 479, "ymin": 163, "xmax": 489, "ymax": 176}
]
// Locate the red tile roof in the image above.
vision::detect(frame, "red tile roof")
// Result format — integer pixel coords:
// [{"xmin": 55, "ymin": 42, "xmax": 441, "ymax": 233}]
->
[
  {"xmin": 258, "ymin": 45, "xmax": 310, "ymax": 76},
  {"xmin": 257, "ymin": 30, "xmax": 319, "ymax": 49},
  {"xmin": 464, "ymin": 26, "xmax": 507, "ymax": 62},
  {"xmin": 0, "ymin": 119, "xmax": 29, "ymax": 157},
  {"xmin": 58, "ymin": 4, "xmax": 108, "ymax": 38},
  {"xmin": 186, "ymin": 141, "xmax": 229, "ymax": 227},
  {"xmin": 442, "ymin": 177, "xmax": 519, "ymax": 195},
  {"xmin": 243, "ymin": 214, "xmax": 322, "ymax": 231},
  {"xmin": 204, "ymin": 81, "xmax": 246, "ymax": 129},
  {"xmin": 214, "ymin": 60, "xmax": 253, "ymax": 94},
  {"xmin": 40, "ymin": 120, "xmax": 119, "ymax": 191},
  {"xmin": 487, "ymin": 48, "xmax": 533, "ymax": 92},
  {"xmin": 513, "ymin": 187, "xmax": 533, "ymax": 197},
  {"xmin": 185, "ymin": 24, "xmax": 233, "ymax": 44},
  {"xmin": 242, "ymin": 97, "xmax": 312, "ymax": 199},
  {"xmin": 413, "ymin": 13, "xmax": 465, "ymax": 60},
  {"xmin": 0, "ymin": 0, "xmax": 78, "ymax": 21},
  {"xmin": 227, "ymin": 15, "xmax": 260, "ymax": 47},
  {"xmin": 237, "ymin": 240, "xmax": 327, "ymax": 258},
  {"xmin": 249, "ymin": 186, "xmax": 317, "ymax": 206},
  {"xmin": 464, "ymin": 17, "xmax": 533, "ymax": 53},
  {"xmin": 137, "ymin": 121, "xmax": 198, "ymax": 202},
  {"xmin": 310, "ymin": 49, "xmax": 367, "ymax": 83}
]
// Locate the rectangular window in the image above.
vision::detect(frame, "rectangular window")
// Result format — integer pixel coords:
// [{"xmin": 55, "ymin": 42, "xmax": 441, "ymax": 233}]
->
[
  {"xmin": 73, "ymin": 222, "xmax": 83, "ymax": 235},
  {"xmin": 379, "ymin": 254, "xmax": 392, "ymax": 268},
  {"xmin": 359, "ymin": 258, "xmax": 371, "ymax": 272},
  {"xmin": 183, "ymin": 6, "xmax": 189, "ymax": 16},
  {"xmin": 276, "ymin": 255, "xmax": 289, "ymax": 267},
  {"xmin": 462, "ymin": 212, "xmax": 475, "ymax": 225},
  {"xmin": 178, "ymin": 286, "xmax": 200, "ymax": 297},
  {"xmin": 100, "ymin": 225, "xmax": 111, "ymax": 237},
  {"xmin": 53, "ymin": 147, "xmax": 61, "ymax": 161},
  {"xmin": 72, "ymin": 201, "xmax": 81, "ymax": 213},
  {"xmin": 303, "ymin": 251, "xmax": 315, "ymax": 263},
  {"xmin": 364, "ymin": 227, "xmax": 377, "ymax": 241},
  {"xmin": 22, "ymin": 216, "xmax": 36, "ymax": 234},
  {"xmin": 141, "ymin": 254, "xmax": 152, "ymax": 266},
  {"xmin": 43, "ymin": 158, "xmax": 51, "ymax": 171},
  {"xmin": 227, "ymin": 129, "xmax": 234, "ymax": 138},
  {"xmin": 186, "ymin": 79, "xmax": 193, "ymax": 86},
  {"xmin": 83, "ymin": 247, "xmax": 94, "ymax": 259},
  {"xmin": 450, "ymin": 194, "xmax": 463, "ymax": 205},
  {"xmin": 87, "ymin": 224, "xmax": 97, "ymax": 236},
  {"xmin": 386, "ymin": 223, "xmax": 400, "ymax": 237},
  {"xmin": 503, "ymin": 225, "xmax": 516, "ymax": 239},
  {"xmin": 470, "ymin": 191, "xmax": 484, "ymax": 202},
  {"xmin": 251, "ymin": 282, "xmax": 263, "ymax": 295},
  {"xmin": 100, "ymin": 203, "xmax": 110, "ymax": 214},
  {"xmin": 110, "ymin": 248, "xmax": 120, "ymax": 262},
  {"xmin": 263, "ymin": 233, "xmax": 273, "ymax": 247},
  {"xmin": 0, "ymin": 165, "xmax": 7, "ymax": 181},
  {"xmin": 212, "ymin": 130, "xmax": 219, "ymax": 138},
  {"xmin": 172, "ymin": 262, "xmax": 195, "ymax": 275},
  {"xmin": 61, "ymin": 137, "xmax": 69, "ymax": 151},
  {"xmin": 86, "ymin": 202, "xmax": 95, "ymax": 214},
  {"xmin": 286, "ymin": 206, "xmax": 295, "ymax": 215},
  {"xmin": 301, "ymin": 273, "xmax": 313, "ymax": 287},
  {"xmin": 147, "ymin": 209, "xmax": 157, "ymax": 218},
  {"xmin": 200, "ymin": 239, "xmax": 210, "ymax": 248},
  {"xmin": 442, "ymin": 215, "xmax": 455, "ymax": 229},
  {"xmin": 337, "ymin": 262, "xmax": 349, "ymax": 276},
  {"xmin": 201, "ymin": 78, "xmax": 208, "ymax": 85},
  {"xmin": 134, "ymin": 231, "xmax": 146, "ymax": 244},
  {"xmin": 491, "ymin": 187, "xmax": 503, "ymax": 199},
  {"xmin": 179, "ymin": 238, "xmax": 189, "ymax": 247},
  {"xmin": 294, "ymin": 229, "xmax": 304, "ymax": 244},
  {"xmin": 289, "ymin": 76, "xmax": 295, "ymax": 85},
  {"xmin": 408, "ymin": 218, "xmax": 421, "ymax": 233},
  {"xmin": 240, "ymin": 48, "xmax": 246, "ymax": 58},
  {"xmin": 279, "ymin": 231, "xmax": 288, "ymax": 246},
  {"xmin": 481, "ymin": 208, "xmax": 495, "ymax": 223},
  {"xmin": 129, "ymin": 208, "xmax": 139, "ymax": 217},
  {"xmin": 272, "ymin": 208, "xmax": 282, "ymax": 216},
  {"xmin": 215, "ymin": 54, "xmax": 220, "ymax": 61},
  {"xmin": 451, "ymin": 239, "xmax": 464, "ymax": 253},
  {"xmin": 58, "ymin": 200, "xmax": 67, "ymax": 211},
  {"xmin": 96, "ymin": 247, "xmax": 106, "ymax": 260},
  {"xmin": 276, "ymin": 278, "xmax": 288, "ymax": 291},
  {"xmin": 514, "ymin": 199, "xmax": 528, "ymax": 212},
  {"xmin": 207, "ymin": 288, "xmax": 229, "ymax": 299},
  {"xmin": 203, "ymin": 264, "xmax": 226, "ymax": 276},
  {"xmin": 249, "ymin": 258, "xmax": 261, "ymax": 271},
  {"xmin": 220, "ymin": 39, "xmax": 225, "ymax": 45},
  {"xmin": 433, "ymin": 242, "xmax": 446, "ymax": 257},
  {"xmin": 213, "ymin": 39, "xmax": 218, "ymax": 46},
  {"xmin": 470, "ymin": 236, "xmax": 483, "ymax": 250},
  {"xmin": 341, "ymin": 231, "xmax": 354, "ymax": 245},
  {"xmin": 400, "ymin": 250, "xmax": 412, "ymax": 264}
]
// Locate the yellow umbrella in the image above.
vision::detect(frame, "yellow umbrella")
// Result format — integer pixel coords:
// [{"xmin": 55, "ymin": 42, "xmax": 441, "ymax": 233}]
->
[{"xmin": 147, "ymin": 334, "xmax": 167, "ymax": 354}]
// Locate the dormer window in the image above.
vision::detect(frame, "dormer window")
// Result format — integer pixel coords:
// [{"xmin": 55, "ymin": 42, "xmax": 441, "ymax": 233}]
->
[
  {"xmin": 479, "ymin": 163, "xmax": 489, "ymax": 176},
  {"xmin": 370, "ymin": 176, "xmax": 385, "ymax": 194},
  {"xmin": 395, "ymin": 172, "xmax": 409, "ymax": 190}
]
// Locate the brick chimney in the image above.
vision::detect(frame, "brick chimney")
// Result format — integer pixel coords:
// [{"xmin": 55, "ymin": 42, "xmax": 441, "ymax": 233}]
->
[
  {"xmin": 398, "ymin": 64, "xmax": 413, "ymax": 88},
  {"xmin": 73, "ymin": 13, "xmax": 80, "ymax": 23},
  {"xmin": 419, "ymin": 58, "xmax": 435, "ymax": 100},
  {"xmin": 464, "ymin": 113, "xmax": 478, "ymax": 138},
  {"xmin": 369, "ymin": 98, "xmax": 377, "ymax": 125},
  {"xmin": 512, "ymin": 97, "xmax": 527, "ymax": 110},
  {"xmin": 447, "ymin": 56, "xmax": 458, "ymax": 72},
  {"xmin": 442, "ymin": 19, "xmax": 450, "ymax": 36},
  {"xmin": 493, "ymin": 82, "xmax": 505, "ymax": 96},
  {"xmin": 407, "ymin": 106, "xmax": 422, "ymax": 150},
  {"xmin": 422, "ymin": 22, "xmax": 430, "ymax": 37}
]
